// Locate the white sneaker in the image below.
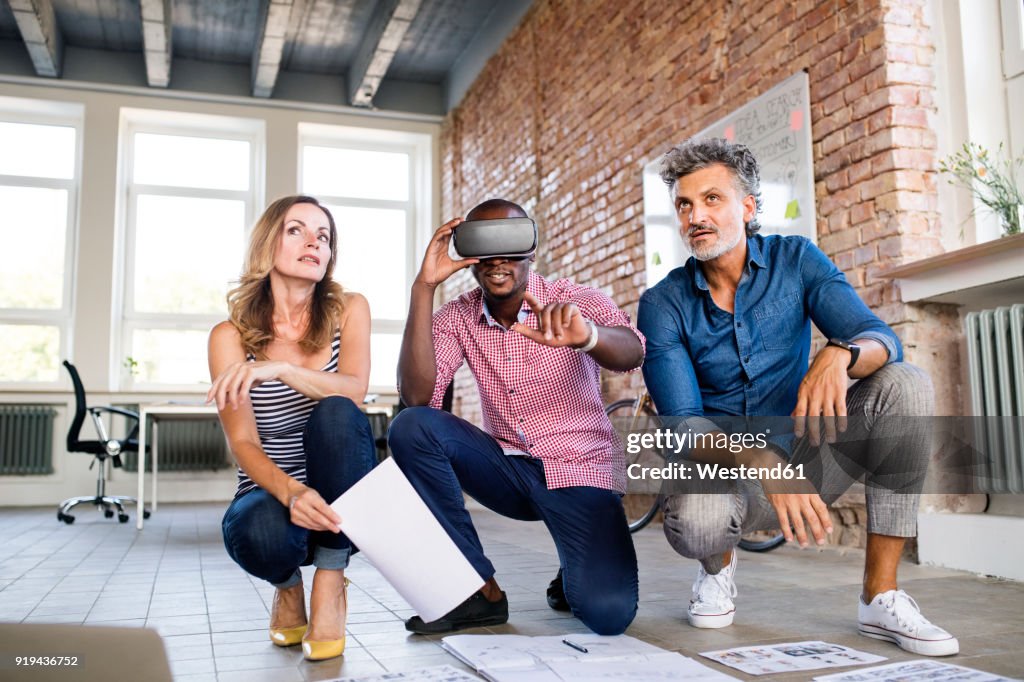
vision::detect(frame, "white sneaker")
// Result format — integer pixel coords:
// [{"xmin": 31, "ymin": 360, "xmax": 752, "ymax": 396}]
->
[
  {"xmin": 688, "ymin": 550, "xmax": 738, "ymax": 628},
  {"xmin": 858, "ymin": 589, "xmax": 959, "ymax": 656}
]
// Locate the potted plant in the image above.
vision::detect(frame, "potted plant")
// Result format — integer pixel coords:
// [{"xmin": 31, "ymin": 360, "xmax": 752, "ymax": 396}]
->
[{"xmin": 938, "ymin": 142, "xmax": 1023, "ymax": 237}]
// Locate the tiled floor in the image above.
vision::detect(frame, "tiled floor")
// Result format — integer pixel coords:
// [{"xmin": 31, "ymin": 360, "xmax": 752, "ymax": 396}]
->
[{"xmin": 0, "ymin": 501, "xmax": 1021, "ymax": 681}]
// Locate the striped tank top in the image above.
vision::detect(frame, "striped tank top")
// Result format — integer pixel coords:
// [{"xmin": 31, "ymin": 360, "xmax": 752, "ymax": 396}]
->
[{"xmin": 235, "ymin": 330, "xmax": 341, "ymax": 497}]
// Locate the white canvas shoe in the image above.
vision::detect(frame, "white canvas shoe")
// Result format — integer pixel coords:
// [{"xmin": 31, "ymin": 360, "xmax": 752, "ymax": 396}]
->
[
  {"xmin": 858, "ymin": 589, "xmax": 959, "ymax": 656},
  {"xmin": 688, "ymin": 550, "xmax": 738, "ymax": 629}
]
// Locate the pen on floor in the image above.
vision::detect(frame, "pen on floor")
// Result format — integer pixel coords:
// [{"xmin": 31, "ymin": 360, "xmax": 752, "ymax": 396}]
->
[{"xmin": 562, "ymin": 639, "xmax": 588, "ymax": 653}]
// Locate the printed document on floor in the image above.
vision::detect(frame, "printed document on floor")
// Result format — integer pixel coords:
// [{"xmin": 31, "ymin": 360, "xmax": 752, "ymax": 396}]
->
[
  {"xmin": 701, "ymin": 640, "xmax": 886, "ymax": 675},
  {"xmin": 812, "ymin": 659, "xmax": 1021, "ymax": 682},
  {"xmin": 441, "ymin": 633, "xmax": 737, "ymax": 681},
  {"xmin": 331, "ymin": 458, "xmax": 483, "ymax": 622},
  {"xmin": 330, "ymin": 664, "xmax": 482, "ymax": 681}
]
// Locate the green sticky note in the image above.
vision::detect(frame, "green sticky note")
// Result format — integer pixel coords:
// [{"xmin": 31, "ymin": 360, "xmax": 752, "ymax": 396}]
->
[
  {"xmin": 785, "ymin": 199, "xmax": 800, "ymax": 220},
  {"xmin": 652, "ymin": 251, "xmax": 662, "ymax": 266}
]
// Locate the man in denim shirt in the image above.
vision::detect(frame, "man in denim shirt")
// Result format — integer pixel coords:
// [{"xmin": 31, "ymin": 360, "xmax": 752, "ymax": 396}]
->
[{"xmin": 637, "ymin": 138, "xmax": 957, "ymax": 656}]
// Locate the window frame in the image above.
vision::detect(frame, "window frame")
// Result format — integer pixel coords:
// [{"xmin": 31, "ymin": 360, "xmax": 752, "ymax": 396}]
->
[
  {"xmin": 297, "ymin": 123, "xmax": 433, "ymax": 394},
  {"xmin": 0, "ymin": 97, "xmax": 83, "ymax": 389},
  {"xmin": 116, "ymin": 108, "xmax": 265, "ymax": 392},
  {"xmin": 1002, "ymin": 0, "xmax": 1024, "ymax": 79}
]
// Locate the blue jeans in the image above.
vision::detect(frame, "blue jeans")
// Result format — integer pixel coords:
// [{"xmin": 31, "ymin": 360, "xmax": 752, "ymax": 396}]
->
[
  {"xmin": 222, "ymin": 396, "xmax": 377, "ymax": 588},
  {"xmin": 388, "ymin": 407, "xmax": 638, "ymax": 635}
]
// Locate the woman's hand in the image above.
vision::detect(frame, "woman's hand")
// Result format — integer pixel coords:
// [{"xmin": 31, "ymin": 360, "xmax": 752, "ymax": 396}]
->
[
  {"xmin": 207, "ymin": 360, "xmax": 288, "ymax": 410},
  {"xmin": 287, "ymin": 486, "xmax": 342, "ymax": 533}
]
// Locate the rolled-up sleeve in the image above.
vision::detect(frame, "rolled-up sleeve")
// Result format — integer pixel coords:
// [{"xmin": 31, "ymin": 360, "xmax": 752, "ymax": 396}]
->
[{"xmin": 801, "ymin": 241, "xmax": 902, "ymax": 364}]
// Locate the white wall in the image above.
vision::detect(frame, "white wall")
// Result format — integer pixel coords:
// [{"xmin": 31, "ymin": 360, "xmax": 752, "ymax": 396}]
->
[{"xmin": 0, "ymin": 76, "xmax": 440, "ymax": 507}]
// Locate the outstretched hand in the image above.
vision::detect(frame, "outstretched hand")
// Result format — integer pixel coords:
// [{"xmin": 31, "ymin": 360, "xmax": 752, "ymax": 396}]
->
[
  {"xmin": 512, "ymin": 292, "xmax": 593, "ymax": 348},
  {"xmin": 415, "ymin": 218, "xmax": 479, "ymax": 289}
]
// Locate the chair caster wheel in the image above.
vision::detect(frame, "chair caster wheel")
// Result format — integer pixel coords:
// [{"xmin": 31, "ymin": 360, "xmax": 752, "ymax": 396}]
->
[
  {"xmin": 118, "ymin": 514, "xmax": 130, "ymax": 523},
  {"xmin": 58, "ymin": 512, "xmax": 75, "ymax": 524},
  {"xmin": 143, "ymin": 510, "xmax": 151, "ymax": 519},
  {"xmin": 104, "ymin": 509, "xmax": 115, "ymax": 518}
]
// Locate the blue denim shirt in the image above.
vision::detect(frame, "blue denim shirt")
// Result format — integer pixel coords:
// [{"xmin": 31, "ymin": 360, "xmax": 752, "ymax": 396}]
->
[{"xmin": 637, "ymin": 234, "xmax": 902, "ymax": 418}]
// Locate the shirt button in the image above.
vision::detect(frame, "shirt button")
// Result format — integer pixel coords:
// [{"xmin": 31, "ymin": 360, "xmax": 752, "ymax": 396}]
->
[
  {"xmin": 737, "ymin": 321, "xmax": 743, "ymax": 328},
  {"xmin": 743, "ymin": 356, "xmax": 751, "ymax": 363},
  {"xmin": 509, "ymin": 389, "xmax": 515, "ymax": 395}
]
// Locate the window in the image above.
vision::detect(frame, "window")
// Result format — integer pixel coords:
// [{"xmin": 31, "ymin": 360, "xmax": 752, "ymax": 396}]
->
[
  {"xmin": 298, "ymin": 124, "xmax": 432, "ymax": 392},
  {"xmin": 119, "ymin": 109, "xmax": 263, "ymax": 389},
  {"xmin": 0, "ymin": 97, "xmax": 82, "ymax": 386}
]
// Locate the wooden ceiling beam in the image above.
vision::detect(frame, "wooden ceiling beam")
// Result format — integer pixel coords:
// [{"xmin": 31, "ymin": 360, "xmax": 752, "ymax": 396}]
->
[
  {"xmin": 252, "ymin": 0, "xmax": 296, "ymax": 98},
  {"xmin": 140, "ymin": 0, "xmax": 172, "ymax": 87},
  {"xmin": 347, "ymin": 0, "xmax": 422, "ymax": 107},
  {"xmin": 9, "ymin": 0, "xmax": 63, "ymax": 77}
]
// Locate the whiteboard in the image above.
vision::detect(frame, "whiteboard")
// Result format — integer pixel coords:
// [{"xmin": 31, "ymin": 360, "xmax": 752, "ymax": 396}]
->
[{"xmin": 642, "ymin": 71, "xmax": 815, "ymax": 288}]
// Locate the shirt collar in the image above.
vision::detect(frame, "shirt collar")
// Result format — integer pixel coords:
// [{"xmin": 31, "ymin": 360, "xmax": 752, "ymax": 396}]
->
[{"xmin": 476, "ymin": 271, "xmax": 540, "ymax": 327}]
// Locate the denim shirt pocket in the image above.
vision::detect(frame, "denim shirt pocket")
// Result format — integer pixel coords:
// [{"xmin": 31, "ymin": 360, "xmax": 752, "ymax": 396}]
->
[{"xmin": 752, "ymin": 291, "xmax": 804, "ymax": 351}]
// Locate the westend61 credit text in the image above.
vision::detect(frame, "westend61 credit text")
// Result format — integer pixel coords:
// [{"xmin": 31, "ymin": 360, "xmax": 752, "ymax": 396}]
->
[{"xmin": 627, "ymin": 461, "xmax": 807, "ymax": 481}]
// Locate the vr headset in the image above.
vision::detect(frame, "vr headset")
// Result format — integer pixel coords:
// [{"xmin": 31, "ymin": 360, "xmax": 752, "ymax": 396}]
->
[{"xmin": 452, "ymin": 217, "xmax": 538, "ymax": 259}]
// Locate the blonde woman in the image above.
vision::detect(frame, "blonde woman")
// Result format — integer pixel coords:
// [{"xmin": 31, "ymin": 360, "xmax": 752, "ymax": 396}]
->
[{"xmin": 208, "ymin": 195, "xmax": 374, "ymax": 661}]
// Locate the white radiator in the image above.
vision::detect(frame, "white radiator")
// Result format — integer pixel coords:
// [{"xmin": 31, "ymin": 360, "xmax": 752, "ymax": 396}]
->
[{"xmin": 964, "ymin": 304, "xmax": 1024, "ymax": 492}]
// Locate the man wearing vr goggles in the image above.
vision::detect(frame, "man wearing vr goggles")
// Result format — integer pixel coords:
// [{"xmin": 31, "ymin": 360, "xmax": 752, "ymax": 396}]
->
[{"xmin": 388, "ymin": 199, "xmax": 646, "ymax": 636}]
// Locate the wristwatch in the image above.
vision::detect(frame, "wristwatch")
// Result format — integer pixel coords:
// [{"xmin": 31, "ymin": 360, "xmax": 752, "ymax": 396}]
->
[
  {"xmin": 827, "ymin": 338, "xmax": 860, "ymax": 370},
  {"xmin": 575, "ymin": 319, "xmax": 599, "ymax": 353}
]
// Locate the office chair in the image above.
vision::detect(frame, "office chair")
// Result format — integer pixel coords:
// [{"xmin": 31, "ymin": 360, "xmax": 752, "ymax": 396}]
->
[{"xmin": 58, "ymin": 360, "xmax": 151, "ymax": 524}]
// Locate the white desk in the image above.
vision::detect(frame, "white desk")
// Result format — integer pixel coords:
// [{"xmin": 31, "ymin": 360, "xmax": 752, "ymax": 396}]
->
[{"xmin": 136, "ymin": 402, "xmax": 220, "ymax": 529}]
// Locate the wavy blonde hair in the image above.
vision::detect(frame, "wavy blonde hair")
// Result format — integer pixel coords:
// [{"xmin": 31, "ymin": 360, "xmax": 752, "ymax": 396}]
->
[{"xmin": 227, "ymin": 196, "xmax": 345, "ymax": 358}]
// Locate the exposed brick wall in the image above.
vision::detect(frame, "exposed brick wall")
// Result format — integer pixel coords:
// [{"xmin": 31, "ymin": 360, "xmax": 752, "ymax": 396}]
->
[{"xmin": 440, "ymin": 0, "xmax": 963, "ymax": 426}]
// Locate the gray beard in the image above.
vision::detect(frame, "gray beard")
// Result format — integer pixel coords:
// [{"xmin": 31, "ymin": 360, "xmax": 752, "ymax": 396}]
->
[{"xmin": 689, "ymin": 226, "xmax": 744, "ymax": 261}]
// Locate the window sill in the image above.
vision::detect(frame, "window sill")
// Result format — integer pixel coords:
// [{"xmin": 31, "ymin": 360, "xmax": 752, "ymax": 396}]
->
[{"xmin": 882, "ymin": 233, "xmax": 1024, "ymax": 307}]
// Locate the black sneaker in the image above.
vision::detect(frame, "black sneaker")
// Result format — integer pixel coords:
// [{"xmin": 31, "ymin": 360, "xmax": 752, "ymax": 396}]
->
[
  {"xmin": 546, "ymin": 569, "xmax": 570, "ymax": 612},
  {"xmin": 405, "ymin": 589, "xmax": 509, "ymax": 634}
]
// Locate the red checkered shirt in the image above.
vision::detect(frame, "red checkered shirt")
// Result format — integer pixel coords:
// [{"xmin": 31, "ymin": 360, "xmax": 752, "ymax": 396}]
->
[{"xmin": 429, "ymin": 271, "xmax": 645, "ymax": 493}]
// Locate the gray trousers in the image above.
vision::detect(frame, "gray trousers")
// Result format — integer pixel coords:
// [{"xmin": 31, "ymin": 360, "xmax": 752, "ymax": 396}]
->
[{"xmin": 662, "ymin": 363, "xmax": 934, "ymax": 574}]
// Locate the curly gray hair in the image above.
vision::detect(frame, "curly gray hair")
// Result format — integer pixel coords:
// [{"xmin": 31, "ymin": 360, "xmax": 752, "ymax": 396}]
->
[{"xmin": 659, "ymin": 137, "xmax": 763, "ymax": 236}]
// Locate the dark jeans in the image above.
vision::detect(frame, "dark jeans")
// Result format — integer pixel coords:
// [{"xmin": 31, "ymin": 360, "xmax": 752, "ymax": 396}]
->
[
  {"xmin": 388, "ymin": 407, "xmax": 638, "ymax": 635},
  {"xmin": 222, "ymin": 396, "xmax": 377, "ymax": 588}
]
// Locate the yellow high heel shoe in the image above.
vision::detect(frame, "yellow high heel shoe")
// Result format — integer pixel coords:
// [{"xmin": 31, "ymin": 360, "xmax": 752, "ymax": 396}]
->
[
  {"xmin": 302, "ymin": 576, "xmax": 349, "ymax": 661},
  {"xmin": 269, "ymin": 583, "xmax": 307, "ymax": 647}
]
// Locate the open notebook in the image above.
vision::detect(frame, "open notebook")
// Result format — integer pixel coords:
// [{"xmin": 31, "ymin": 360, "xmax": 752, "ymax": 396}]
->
[{"xmin": 440, "ymin": 633, "xmax": 737, "ymax": 681}]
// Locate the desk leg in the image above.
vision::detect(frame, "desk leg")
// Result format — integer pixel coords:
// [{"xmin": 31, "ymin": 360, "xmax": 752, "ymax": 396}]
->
[
  {"xmin": 137, "ymin": 410, "xmax": 147, "ymax": 530},
  {"xmin": 152, "ymin": 420, "xmax": 159, "ymax": 513}
]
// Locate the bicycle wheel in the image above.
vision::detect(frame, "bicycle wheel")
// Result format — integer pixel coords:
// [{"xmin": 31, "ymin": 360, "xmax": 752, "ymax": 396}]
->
[
  {"xmin": 737, "ymin": 532, "xmax": 787, "ymax": 552},
  {"xmin": 605, "ymin": 397, "xmax": 661, "ymax": 533}
]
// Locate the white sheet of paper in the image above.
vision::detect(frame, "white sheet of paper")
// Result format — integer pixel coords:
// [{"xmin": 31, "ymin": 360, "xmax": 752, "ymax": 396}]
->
[
  {"xmin": 329, "ymin": 664, "xmax": 483, "ymax": 682},
  {"xmin": 545, "ymin": 653, "xmax": 737, "ymax": 681},
  {"xmin": 441, "ymin": 633, "xmax": 667, "ymax": 671},
  {"xmin": 331, "ymin": 458, "xmax": 483, "ymax": 622}
]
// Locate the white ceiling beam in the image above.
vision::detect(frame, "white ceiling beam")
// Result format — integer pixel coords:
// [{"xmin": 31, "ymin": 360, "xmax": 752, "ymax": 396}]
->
[
  {"xmin": 347, "ymin": 0, "xmax": 422, "ymax": 107},
  {"xmin": 9, "ymin": 0, "xmax": 63, "ymax": 77},
  {"xmin": 140, "ymin": 0, "xmax": 172, "ymax": 88},
  {"xmin": 252, "ymin": 0, "xmax": 295, "ymax": 98}
]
